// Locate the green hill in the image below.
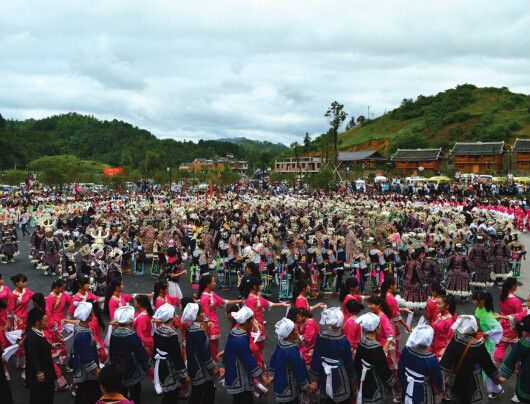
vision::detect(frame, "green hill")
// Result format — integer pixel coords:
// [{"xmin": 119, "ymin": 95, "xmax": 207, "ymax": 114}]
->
[
  {"xmin": 0, "ymin": 113, "xmax": 277, "ymax": 172},
  {"xmin": 333, "ymin": 84, "xmax": 530, "ymax": 156},
  {"xmin": 216, "ymin": 137, "xmax": 287, "ymax": 155}
]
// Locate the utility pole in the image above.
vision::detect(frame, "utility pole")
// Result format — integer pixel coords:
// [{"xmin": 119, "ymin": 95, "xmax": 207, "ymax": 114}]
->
[{"xmin": 367, "ymin": 105, "xmax": 371, "ymax": 120}]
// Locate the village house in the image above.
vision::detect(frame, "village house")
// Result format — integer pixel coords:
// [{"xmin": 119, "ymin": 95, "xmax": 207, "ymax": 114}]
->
[
  {"xmin": 274, "ymin": 157, "xmax": 323, "ymax": 173},
  {"xmin": 179, "ymin": 154, "xmax": 248, "ymax": 174},
  {"xmin": 512, "ymin": 138, "xmax": 530, "ymax": 173},
  {"xmin": 337, "ymin": 150, "xmax": 387, "ymax": 171},
  {"xmin": 391, "ymin": 148, "xmax": 442, "ymax": 175},
  {"xmin": 450, "ymin": 142, "xmax": 504, "ymax": 174}
]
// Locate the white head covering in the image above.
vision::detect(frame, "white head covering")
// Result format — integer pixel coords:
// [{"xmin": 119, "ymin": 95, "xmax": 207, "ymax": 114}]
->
[
  {"xmin": 406, "ymin": 324, "xmax": 434, "ymax": 348},
  {"xmin": 451, "ymin": 315, "xmax": 478, "ymax": 335},
  {"xmin": 113, "ymin": 305, "xmax": 135, "ymax": 324},
  {"xmin": 319, "ymin": 307, "xmax": 344, "ymax": 328},
  {"xmin": 355, "ymin": 312, "xmax": 380, "ymax": 332},
  {"xmin": 275, "ymin": 318, "xmax": 295, "ymax": 340},
  {"xmin": 74, "ymin": 301, "xmax": 93, "ymax": 322},
  {"xmin": 231, "ymin": 306, "xmax": 254, "ymax": 324},
  {"xmin": 181, "ymin": 303, "xmax": 199, "ymax": 322},
  {"xmin": 153, "ymin": 303, "xmax": 175, "ymax": 323}
]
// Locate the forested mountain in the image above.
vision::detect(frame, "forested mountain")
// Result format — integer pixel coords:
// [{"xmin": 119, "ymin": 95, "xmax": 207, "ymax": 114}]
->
[{"xmin": 0, "ymin": 113, "xmax": 277, "ymax": 171}]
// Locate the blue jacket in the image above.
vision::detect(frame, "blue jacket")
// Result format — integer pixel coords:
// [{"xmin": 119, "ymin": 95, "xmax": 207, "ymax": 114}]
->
[
  {"xmin": 109, "ymin": 327, "xmax": 152, "ymax": 387},
  {"xmin": 270, "ymin": 339, "xmax": 308, "ymax": 402},
  {"xmin": 223, "ymin": 327, "xmax": 262, "ymax": 394}
]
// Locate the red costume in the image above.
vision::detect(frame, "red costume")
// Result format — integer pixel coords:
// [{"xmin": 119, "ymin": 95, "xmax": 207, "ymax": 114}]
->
[
  {"xmin": 493, "ymin": 294, "xmax": 523, "ymax": 364},
  {"xmin": 430, "ymin": 312, "xmax": 455, "ymax": 358},
  {"xmin": 200, "ymin": 290, "xmax": 226, "ymax": 360}
]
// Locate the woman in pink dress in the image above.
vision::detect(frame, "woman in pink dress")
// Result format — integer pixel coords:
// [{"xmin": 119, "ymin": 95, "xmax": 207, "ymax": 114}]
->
[
  {"xmin": 68, "ymin": 277, "xmax": 100, "ymax": 317},
  {"xmin": 104, "ymin": 279, "xmax": 133, "ymax": 320},
  {"xmin": 425, "ymin": 284, "xmax": 445, "ymax": 324},
  {"xmin": 342, "ymin": 298, "xmax": 364, "ymax": 357},
  {"xmin": 198, "ymin": 274, "xmax": 241, "ymax": 361},
  {"xmin": 132, "ymin": 294, "xmax": 154, "ymax": 356},
  {"xmin": 152, "ymin": 280, "xmax": 180, "ymax": 310},
  {"xmin": 381, "ymin": 279, "xmax": 412, "ymax": 359},
  {"xmin": 430, "ymin": 294, "xmax": 456, "ymax": 358},
  {"xmin": 292, "ymin": 279, "xmax": 326, "ymax": 311},
  {"xmin": 45, "ymin": 279, "xmax": 72, "ymax": 366},
  {"xmin": 494, "ymin": 277, "xmax": 523, "ymax": 366},
  {"xmin": 288, "ymin": 307, "xmax": 320, "ymax": 367},
  {"xmin": 0, "ymin": 274, "xmax": 14, "ymax": 349},
  {"xmin": 8, "ymin": 273, "xmax": 34, "ymax": 368},
  {"xmin": 339, "ymin": 277, "xmax": 362, "ymax": 320},
  {"xmin": 367, "ymin": 295, "xmax": 397, "ymax": 374},
  {"xmin": 245, "ymin": 277, "xmax": 290, "ymax": 367}
]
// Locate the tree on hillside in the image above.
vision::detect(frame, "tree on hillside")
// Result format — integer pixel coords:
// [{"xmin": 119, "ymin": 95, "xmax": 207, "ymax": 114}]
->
[
  {"xmin": 345, "ymin": 116, "xmax": 356, "ymax": 130},
  {"xmin": 356, "ymin": 115, "xmax": 366, "ymax": 125},
  {"xmin": 324, "ymin": 101, "xmax": 347, "ymax": 162},
  {"xmin": 290, "ymin": 142, "xmax": 301, "ymax": 176},
  {"xmin": 303, "ymin": 132, "xmax": 311, "ymax": 153}
]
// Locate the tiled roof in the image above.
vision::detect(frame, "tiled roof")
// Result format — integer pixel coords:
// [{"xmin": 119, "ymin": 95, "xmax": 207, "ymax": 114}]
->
[
  {"xmin": 338, "ymin": 150, "xmax": 386, "ymax": 161},
  {"xmin": 391, "ymin": 148, "xmax": 441, "ymax": 161},
  {"xmin": 450, "ymin": 142, "xmax": 504, "ymax": 156},
  {"xmin": 513, "ymin": 138, "xmax": 530, "ymax": 152}
]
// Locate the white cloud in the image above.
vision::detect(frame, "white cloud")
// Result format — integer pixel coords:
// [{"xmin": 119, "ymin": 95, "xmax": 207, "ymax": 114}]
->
[{"xmin": 0, "ymin": 0, "xmax": 528, "ymax": 144}]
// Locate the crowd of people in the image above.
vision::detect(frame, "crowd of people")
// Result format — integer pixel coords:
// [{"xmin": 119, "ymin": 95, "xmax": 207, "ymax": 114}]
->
[{"xmin": 0, "ymin": 181, "xmax": 530, "ymax": 403}]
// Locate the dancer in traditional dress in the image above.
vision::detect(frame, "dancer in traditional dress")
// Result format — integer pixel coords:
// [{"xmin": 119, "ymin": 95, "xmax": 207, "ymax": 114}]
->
[
  {"xmin": 71, "ymin": 301, "xmax": 101, "ymax": 404},
  {"xmin": 152, "ymin": 280, "xmax": 180, "ymax": 310},
  {"xmin": 472, "ymin": 290, "xmax": 504, "ymax": 398},
  {"xmin": 24, "ymin": 309, "xmax": 56, "ymax": 404},
  {"xmin": 152, "ymin": 303, "xmax": 189, "ymax": 404},
  {"xmin": 245, "ymin": 277, "xmax": 290, "ymax": 369},
  {"xmin": 445, "ymin": 244, "xmax": 472, "ymax": 298},
  {"xmin": 9, "ymin": 273, "xmax": 34, "ymax": 369},
  {"xmin": 293, "ymin": 279, "xmax": 326, "ymax": 312},
  {"xmin": 494, "ymin": 277, "xmax": 523, "ymax": 367},
  {"xmin": 398, "ymin": 324, "xmax": 443, "ymax": 404},
  {"xmin": 339, "ymin": 277, "xmax": 362, "ymax": 320},
  {"xmin": 342, "ymin": 298, "xmax": 364, "ymax": 357},
  {"xmin": 468, "ymin": 235, "xmax": 492, "ymax": 288},
  {"xmin": 198, "ymin": 275, "xmax": 241, "ymax": 361},
  {"xmin": 353, "ymin": 312, "xmax": 396, "ymax": 404},
  {"xmin": 132, "ymin": 295, "xmax": 154, "ymax": 357},
  {"xmin": 270, "ymin": 317, "xmax": 310, "ymax": 403},
  {"xmin": 440, "ymin": 315, "xmax": 501, "ymax": 404},
  {"xmin": 182, "ymin": 303, "xmax": 223, "ymax": 404},
  {"xmin": 223, "ymin": 306, "xmax": 271, "ymax": 404},
  {"xmin": 108, "ymin": 306, "xmax": 153, "ymax": 404},
  {"xmin": 430, "ymin": 294, "xmax": 456, "ymax": 359},
  {"xmin": 499, "ymin": 314, "xmax": 530, "ymax": 403},
  {"xmin": 491, "ymin": 231, "xmax": 512, "ymax": 281}
]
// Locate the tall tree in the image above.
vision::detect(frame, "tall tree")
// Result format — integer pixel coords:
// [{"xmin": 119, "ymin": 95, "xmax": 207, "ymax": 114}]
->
[
  {"xmin": 356, "ymin": 115, "xmax": 366, "ymax": 125},
  {"xmin": 303, "ymin": 132, "xmax": 311, "ymax": 153},
  {"xmin": 324, "ymin": 101, "xmax": 347, "ymax": 162}
]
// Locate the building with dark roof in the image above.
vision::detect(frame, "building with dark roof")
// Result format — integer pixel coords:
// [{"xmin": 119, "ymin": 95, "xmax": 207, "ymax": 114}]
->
[
  {"xmin": 337, "ymin": 150, "xmax": 386, "ymax": 170},
  {"xmin": 391, "ymin": 148, "xmax": 442, "ymax": 174},
  {"xmin": 450, "ymin": 142, "xmax": 504, "ymax": 173},
  {"xmin": 512, "ymin": 138, "xmax": 530, "ymax": 172}
]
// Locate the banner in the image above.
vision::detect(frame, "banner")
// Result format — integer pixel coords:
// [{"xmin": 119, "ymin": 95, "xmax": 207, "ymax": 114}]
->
[{"xmin": 103, "ymin": 167, "xmax": 125, "ymax": 177}]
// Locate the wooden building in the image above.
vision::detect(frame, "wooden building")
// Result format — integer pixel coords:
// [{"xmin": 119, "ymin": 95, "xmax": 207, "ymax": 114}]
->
[
  {"xmin": 179, "ymin": 155, "xmax": 248, "ymax": 174},
  {"xmin": 274, "ymin": 157, "xmax": 323, "ymax": 173},
  {"xmin": 450, "ymin": 142, "xmax": 504, "ymax": 174},
  {"xmin": 337, "ymin": 150, "xmax": 387, "ymax": 170},
  {"xmin": 512, "ymin": 138, "xmax": 530, "ymax": 172},
  {"xmin": 391, "ymin": 148, "xmax": 441, "ymax": 175}
]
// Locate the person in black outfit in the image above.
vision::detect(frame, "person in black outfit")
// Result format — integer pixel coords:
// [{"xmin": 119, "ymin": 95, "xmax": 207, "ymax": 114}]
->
[
  {"xmin": 0, "ymin": 347, "xmax": 13, "ymax": 404},
  {"xmin": 24, "ymin": 308, "xmax": 56, "ymax": 404}
]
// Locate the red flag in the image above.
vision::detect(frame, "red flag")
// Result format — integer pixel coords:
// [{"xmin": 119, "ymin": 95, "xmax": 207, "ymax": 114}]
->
[{"xmin": 209, "ymin": 181, "xmax": 213, "ymax": 197}]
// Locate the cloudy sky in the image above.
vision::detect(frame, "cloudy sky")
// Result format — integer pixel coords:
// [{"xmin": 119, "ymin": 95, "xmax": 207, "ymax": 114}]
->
[{"xmin": 1, "ymin": 1, "xmax": 529, "ymax": 144}]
